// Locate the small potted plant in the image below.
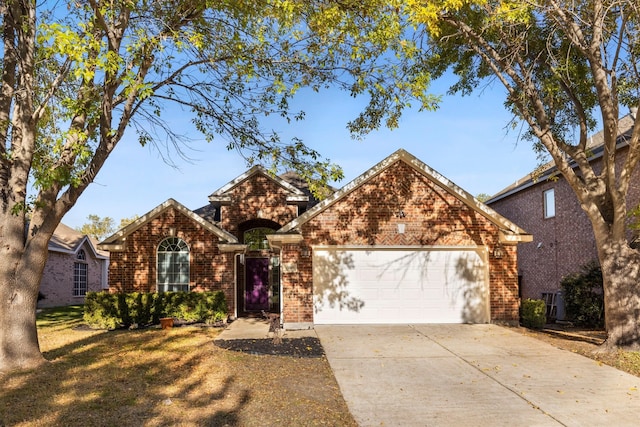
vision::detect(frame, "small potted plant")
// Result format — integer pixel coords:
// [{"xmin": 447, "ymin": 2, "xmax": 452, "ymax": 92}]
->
[{"xmin": 159, "ymin": 317, "xmax": 174, "ymax": 329}]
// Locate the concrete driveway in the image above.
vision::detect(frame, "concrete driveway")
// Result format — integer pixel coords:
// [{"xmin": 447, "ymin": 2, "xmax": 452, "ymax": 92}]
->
[{"xmin": 315, "ymin": 324, "xmax": 640, "ymax": 427}]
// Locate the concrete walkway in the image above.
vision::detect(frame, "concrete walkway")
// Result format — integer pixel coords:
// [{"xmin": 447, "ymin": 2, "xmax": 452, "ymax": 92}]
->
[
  {"xmin": 214, "ymin": 317, "xmax": 317, "ymax": 340},
  {"xmin": 315, "ymin": 324, "xmax": 640, "ymax": 427}
]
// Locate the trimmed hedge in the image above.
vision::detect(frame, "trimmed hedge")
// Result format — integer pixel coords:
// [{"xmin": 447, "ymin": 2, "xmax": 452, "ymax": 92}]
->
[
  {"xmin": 521, "ymin": 298, "xmax": 547, "ymax": 329},
  {"xmin": 84, "ymin": 290, "xmax": 228, "ymax": 330}
]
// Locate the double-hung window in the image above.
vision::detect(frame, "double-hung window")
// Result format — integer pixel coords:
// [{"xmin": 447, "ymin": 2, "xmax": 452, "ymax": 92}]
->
[
  {"xmin": 73, "ymin": 250, "xmax": 88, "ymax": 297},
  {"xmin": 157, "ymin": 237, "xmax": 190, "ymax": 292}
]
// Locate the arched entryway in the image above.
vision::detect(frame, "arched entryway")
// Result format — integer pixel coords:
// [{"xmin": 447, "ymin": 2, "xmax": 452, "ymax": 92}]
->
[{"xmin": 237, "ymin": 219, "xmax": 281, "ymax": 316}]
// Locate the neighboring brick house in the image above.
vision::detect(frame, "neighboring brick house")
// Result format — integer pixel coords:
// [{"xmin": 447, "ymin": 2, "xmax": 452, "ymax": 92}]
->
[
  {"xmin": 100, "ymin": 150, "xmax": 531, "ymax": 327},
  {"xmin": 486, "ymin": 112, "xmax": 638, "ymax": 318},
  {"xmin": 39, "ymin": 223, "xmax": 110, "ymax": 308}
]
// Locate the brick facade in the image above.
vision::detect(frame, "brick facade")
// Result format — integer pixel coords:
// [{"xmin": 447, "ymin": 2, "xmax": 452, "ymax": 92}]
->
[
  {"xmin": 488, "ymin": 144, "xmax": 640, "ymax": 301},
  {"xmin": 219, "ymin": 173, "xmax": 299, "ymax": 235},
  {"xmin": 107, "ymin": 207, "xmax": 237, "ymax": 312},
  {"xmin": 39, "ymin": 240, "xmax": 107, "ymax": 308},
  {"xmin": 103, "ymin": 151, "xmax": 527, "ymax": 325},
  {"xmin": 280, "ymin": 160, "xmax": 522, "ymax": 325},
  {"xmin": 280, "ymin": 243, "xmax": 314, "ymax": 324},
  {"xmin": 106, "ymin": 172, "xmax": 306, "ymax": 317}
]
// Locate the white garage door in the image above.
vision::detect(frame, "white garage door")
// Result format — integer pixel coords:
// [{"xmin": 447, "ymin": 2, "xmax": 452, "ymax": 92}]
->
[{"xmin": 313, "ymin": 247, "xmax": 489, "ymax": 324}]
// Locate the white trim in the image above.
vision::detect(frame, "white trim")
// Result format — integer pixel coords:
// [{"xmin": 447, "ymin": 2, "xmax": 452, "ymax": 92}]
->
[
  {"xmin": 99, "ymin": 198, "xmax": 238, "ymax": 251},
  {"xmin": 156, "ymin": 236, "xmax": 191, "ymax": 293},
  {"xmin": 49, "ymin": 236, "xmax": 109, "ymax": 260},
  {"xmin": 543, "ymin": 188, "xmax": 556, "ymax": 218},
  {"xmin": 500, "ymin": 232, "xmax": 533, "ymax": 243},
  {"xmin": 219, "ymin": 243, "xmax": 248, "ymax": 253},
  {"xmin": 266, "ymin": 233, "xmax": 304, "ymax": 249},
  {"xmin": 286, "ymin": 195, "xmax": 309, "ymax": 202},
  {"xmin": 72, "ymin": 259, "xmax": 88, "ymax": 297},
  {"xmin": 233, "ymin": 253, "xmax": 241, "ymax": 319}
]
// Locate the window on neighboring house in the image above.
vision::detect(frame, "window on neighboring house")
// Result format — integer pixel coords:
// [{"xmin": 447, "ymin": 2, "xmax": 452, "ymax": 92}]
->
[
  {"xmin": 543, "ymin": 189, "xmax": 556, "ymax": 218},
  {"xmin": 157, "ymin": 237, "xmax": 190, "ymax": 292},
  {"xmin": 244, "ymin": 227, "xmax": 273, "ymax": 250},
  {"xmin": 73, "ymin": 249, "xmax": 88, "ymax": 297}
]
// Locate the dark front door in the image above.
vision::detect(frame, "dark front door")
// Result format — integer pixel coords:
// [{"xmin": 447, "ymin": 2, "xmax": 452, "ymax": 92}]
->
[{"xmin": 244, "ymin": 257, "xmax": 270, "ymax": 312}]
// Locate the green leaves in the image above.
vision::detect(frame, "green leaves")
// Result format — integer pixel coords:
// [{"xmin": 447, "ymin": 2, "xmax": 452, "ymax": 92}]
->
[
  {"xmin": 4, "ymin": 0, "xmax": 438, "ymax": 220},
  {"xmin": 77, "ymin": 214, "xmax": 115, "ymax": 241}
]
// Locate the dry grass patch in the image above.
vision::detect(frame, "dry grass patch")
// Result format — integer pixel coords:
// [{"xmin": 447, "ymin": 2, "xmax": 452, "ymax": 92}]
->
[
  {"xmin": 512, "ymin": 326, "xmax": 640, "ymax": 378},
  {"xmin": 0, "ymin": 306, "xmax": 355, "ymax": 427}
]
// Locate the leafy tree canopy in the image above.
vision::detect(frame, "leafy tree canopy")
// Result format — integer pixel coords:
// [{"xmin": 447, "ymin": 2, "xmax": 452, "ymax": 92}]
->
[
  {"xmin": 118, "ymin": 215, "xmax": 139, "ymax": 230},
  {"xmin": 402, "ymin": 0, "xmax": 640, "ymax": 348},
  {"xmin": 1, "ymin": 0, "xmax": 436, "ymax": 371},
  {"xmin": 3, "ymin": 0, "xmax": 437, "ymax": 228},
  {"xmin": 77, "ymin": 214, "xmax": 115, "ymax": 241}
]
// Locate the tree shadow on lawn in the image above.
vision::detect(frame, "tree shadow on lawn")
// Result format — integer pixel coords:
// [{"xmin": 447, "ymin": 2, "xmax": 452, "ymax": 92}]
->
[
  {"xmin": 0, "ymin": 327, "xmax": 248, "ymax": 426},
  {"xmin": 37, "ymin": 305, "xmax": 86, "ymax": 326}
]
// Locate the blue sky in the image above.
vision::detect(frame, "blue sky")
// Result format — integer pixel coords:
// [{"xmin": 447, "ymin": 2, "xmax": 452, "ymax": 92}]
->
[{"xmin": 62, "ymin": 77, "xmax": 540, "ymax": 231}]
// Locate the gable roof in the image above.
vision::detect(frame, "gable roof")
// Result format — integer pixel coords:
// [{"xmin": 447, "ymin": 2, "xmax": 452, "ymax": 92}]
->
[
  {"xmin": 49, "ymin": 222, "xmax": 109, "ymax": 259},
  {"xmin": 193, "ymin": 169, "xmax": 327, "ymax": 224},
  {"xmin": 208, "ymin": 165, "xmax": 309, "ymax": 204},
  {"xmin": 98, "ymin": 198, "xmax": 238, "ymax": 251},
  {"xmin": 488, "ymin": 113, "xmax": 637, "ymax": 204},
  {"xmin": 278, "ymin": 149, "xmax": 531, "ymax": 243}
]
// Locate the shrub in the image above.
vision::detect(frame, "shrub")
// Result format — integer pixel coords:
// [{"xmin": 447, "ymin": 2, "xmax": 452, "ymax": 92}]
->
[
  {"xmin": 125, "ymin": 292, "xmax": 154, "ymax": 326},
  {"xmin": 560, "ymin": 262, "xmax": 604, "ymax": 328},
  {"xmin": 84, "ymin": 290, "xmax": 227, "ymax": 329},
  {"xmin": 521, "ymin": 298, "xmax": 547, "ymax": 329},
  {"xmin": 84, "ymin": 292, "xmax": 120, "ymax": 330},
  {"xmin": 151, "ymin": 291, "xmax": 165, "ymax": 325}
]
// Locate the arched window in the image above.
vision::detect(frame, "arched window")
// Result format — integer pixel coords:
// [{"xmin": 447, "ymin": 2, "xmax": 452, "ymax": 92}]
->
[
  {"xmin": 73, "ymin": 249, "xmax": 88, "ymax": 297},
  {"xmin": 157, "ymin": 237, "xmax": 190, "ymax": 292},
  {"xmin": 243, "ymin": 227, "xmax": 273, "ymax": 250}
]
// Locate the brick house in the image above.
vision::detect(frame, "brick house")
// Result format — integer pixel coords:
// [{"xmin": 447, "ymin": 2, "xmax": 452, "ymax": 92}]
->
[
  {"xmin": 99, "ymin": 149, "xmax": 531, "ymax": 327},
  {"xmin": 39, "ymin": 223, "xmax": 109, "ymax": 308},
  {"xmin": 486, "ymin": 112, "xmax": 637, "ymax": 318}
]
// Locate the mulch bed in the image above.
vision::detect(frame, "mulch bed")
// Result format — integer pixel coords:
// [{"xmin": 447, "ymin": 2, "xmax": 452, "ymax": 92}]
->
[{"xmin": 214, "ymin": 337, "xmax": 325, "ymax": 358}]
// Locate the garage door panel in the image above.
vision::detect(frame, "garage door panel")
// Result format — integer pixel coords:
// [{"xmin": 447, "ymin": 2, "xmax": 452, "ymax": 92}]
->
[
  {"xmin": 313, "ymin": 248, "xmax": 489, "ymax": 324},
  {"xmin": 358, "ymin": 289, "xmax": 380, "ymax": 301}
]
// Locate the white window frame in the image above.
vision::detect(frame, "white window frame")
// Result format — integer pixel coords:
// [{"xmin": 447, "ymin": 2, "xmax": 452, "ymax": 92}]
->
[
  {"xmin": 73, "ymin": 249, "xmax": 88, "ymax": 297},
  {"xmin": 543, "ymin": 188, "xmax": 556, "ymax": 218},
  {"xmin": 157, "ymin": 237, "xmax": 190, "ymax": 292}
]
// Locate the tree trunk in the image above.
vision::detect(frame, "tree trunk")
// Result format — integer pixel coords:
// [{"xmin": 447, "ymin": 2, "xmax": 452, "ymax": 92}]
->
[
  {"xmin": 598, "ymin": 237, "xmax": 640, "ymax": 349},
  {"xmin": 0, "ymin": 242, "xmax": 48, "ymax": 372}
]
